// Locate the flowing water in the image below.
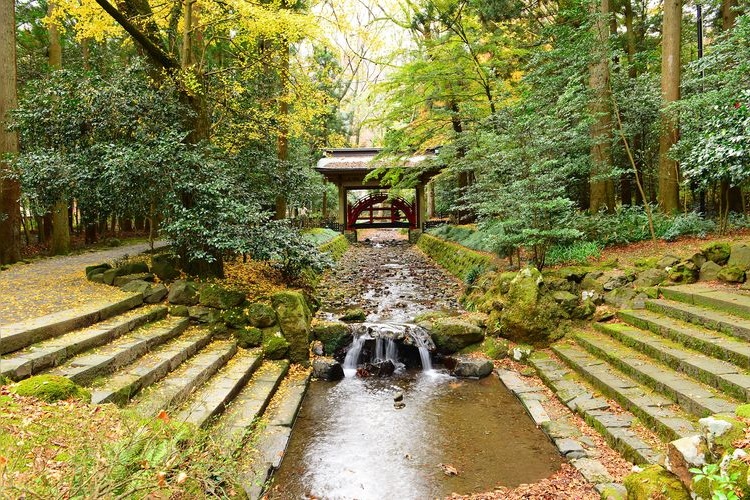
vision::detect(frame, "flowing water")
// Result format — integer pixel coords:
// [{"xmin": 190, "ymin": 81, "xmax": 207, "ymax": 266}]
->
[{"xmin": 269, "ymin": 231, "xmax": 563, "ymax": 498}]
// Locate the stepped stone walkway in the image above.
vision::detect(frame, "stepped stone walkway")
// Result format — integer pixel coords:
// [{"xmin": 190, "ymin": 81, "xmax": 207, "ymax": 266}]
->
[
  {"xmin": 0, "ymin": 243, "xmax": 307, "ymax": 498},
  {"xmin": 0, "ymin": 240, "xmax": 166, "ymax": 324},
  {"xmin": 533, "ymin": 283, "xmax": 750, "ymax": 479}
]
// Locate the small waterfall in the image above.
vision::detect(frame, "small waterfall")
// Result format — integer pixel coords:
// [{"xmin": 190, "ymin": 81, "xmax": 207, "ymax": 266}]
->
[
  {"xmin": 375, "ymin": 338, "xmax": 385, "ymax": 361},
  {"xmin": 342, "ymin": 322, "xmax": 433, "ymax": 376},
  {"xmin": 343, "ymin": 333, "xmax": 367, "ymax": 372},
  {"xmin": 412, "ymin": 336, "xmax": 433, "ymax": 371},
  {"xmin": 386, "ymin": 339, "xmax": 398, "ymax": 362}
]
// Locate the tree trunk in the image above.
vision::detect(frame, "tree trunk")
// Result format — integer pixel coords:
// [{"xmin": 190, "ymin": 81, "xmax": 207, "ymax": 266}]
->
[
  {"xmin": 0, "ymin": 0, "xmax": 21, "ymax": 264},
  {"xmin": 275, "ymin": 42, "xmax": 290, "ymax": 220},
  {"xmin": 657, "ymin": 0, "xmax": 682, "ymax": 213},
  {"xmin": 722, "ymin": 0, "xmax": 738, "ymax": 30},
  {"xmin": 589, "ymin": 0, "xmax": 615, "ymax": 214},
  {"xmin": 721, "ymin": 0, "xmax": 743, "ymax": 213}
]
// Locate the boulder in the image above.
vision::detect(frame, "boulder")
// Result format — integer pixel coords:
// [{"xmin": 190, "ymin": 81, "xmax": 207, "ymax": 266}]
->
[
  {"xmin": 114, "ymin": 273, "xmax": 154, "ymax": 287},
  {"xmin": 102, "ymin": 268, "xmax": 118, "ymax": 285},
  {"xmin": 223, "ymin": 307, "xmax": 251, "ymax": 329},
  {"xmin": 311, "ymin": 319, "xmax": 352, "ymax": 355},
  {"xmin": 85, "ymin": 263, "xmax": 111, "ymax": 280},
  {"xmin": 169, "ymin": 305, "xmax": 190, "ymax": 317},
  {"xmin": 13, "ymin": 374, "xmax": 91, "ymax": 403},
  {"xmin": 604, "ymin": 287, "xmax": 636, "ymax": 308},
  {"xmin": 168, "ymin": 280, "xmax": 199, "ymax": 306},
  {"xmin": 235, "ymin": 326, "xmax": 262, "ymax": 349},
  {"xmin": 150, "ymin": 253, "xmax": 180, "ymax": 281},
  {"xmin": 729, "ymin": 244, "xmax": 750, "ymax": 270},
  {"xmin": 572, "ymin": 298, "xmax": 596, "ymax": 319},
  {"xmin": 271, "ymin": 291, "xmax": 312, "ymax": 364},
  {"xmin": 188, "ymin": 305, "xmax": 222, "ymax": 323},
  {"xmin": 688, "ymin": 251, "xmax": 707, "ymax": 269},
  {"xmin": 246, "ymin": 303, "xmax": 277, "ymax": 328},
  {"xmin": 114, "ymin": 261, "xmax": 150, "ymax": 277},
  {"xmin": 500, "ymin": 267, "xmax": 565, "ymax": 344},
  {"xmin": 593, "ymin": 306, "xmax": 617, "ymax": 322},
  {"xmin": 623, "ymin": 465, "xmax": 690, "ymax": 500},
  {"xmin": 718, "ymin": 265, "xmax": 746, "ymax": 284},
  {"xmin": 452, "ymin": 357, "xmax": 493, "ymax": 378},
  {"xmin": 667, "ymin": 262, "xmax": 698, "ymax": 284},
  {"xmin": 120, "ymin": 279, "xmax": 151, "ymax": 296},
  {"xmin": 423, "ymin": 317, "xmax": 484, "ymax": 353},
  {"xmin": 665, "ymin": 435, "xmax": 707, "ymax": 489},
  {"xmin": 552, "ymin": 290, "xmax": 578, "ymax": 314},
  {"xmin": 699, "ymin": 415, "xmax": 745, "ymax": 459},
  {"xmin": 699, "ymin": 261, "xmax": 722, "ymax": 281},
  {"xmin": 703, "ymin": 242, "xmax": 731, "ymax": 265},
  {"xmin": 312, "ymin": 357, "xmax": 344, "ymax": 381},
  {"xmin": 601, "ymin": 271, "xmax": 631, "ymax": 291},
  {"xmin": 199, "ymin": 284, "xmax": 245, "ymax": 309},
  {"xmin": 262, "ymin": 332, "xmax": 290, "ymax": 360},
  {"xmin": 363, "ymin": 360, "xmax": 395, "ymax": 377},
  {"xmin": 657, "ymin": 255, "xmax": 681, "ymax": 269},
  {"xmin": 339, "ymin": 308, "xmax": 367, "ymax": 322},
  {"xmin": 632, "ymin": 268, "xmax": 668, "ymax": 288},
  {"xmin": 310, "ymin": 340, "xmax": 324, "ymax": 356},
  {"xmin": 89, "ymin": 273, "xmax": 105, "ymax": 283},
  {"xmin": 510, "ymin": 344, "xmax": 533, "ymax": 362}
]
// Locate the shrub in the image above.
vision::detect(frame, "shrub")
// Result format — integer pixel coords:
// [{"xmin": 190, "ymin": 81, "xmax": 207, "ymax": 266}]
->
[
  {"xmin": 546, "ymin": 241, "xmax": 602, "ymax": 266},
  {"xmin": 661, "ymin": 212, "xmax": 716, "ymax": 241}
]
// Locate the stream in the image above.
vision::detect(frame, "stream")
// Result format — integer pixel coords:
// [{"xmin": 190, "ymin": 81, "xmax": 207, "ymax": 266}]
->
[{"xmin": 269, "ymin": 230, "xmax": 563, "ymax": 498}]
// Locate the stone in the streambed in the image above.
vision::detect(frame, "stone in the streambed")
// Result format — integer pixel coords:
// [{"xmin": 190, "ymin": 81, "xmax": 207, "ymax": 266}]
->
[
  {"xmin": 452, "ymin": 357, "xmax": 493, "ymax": 378},
  {"xmin": 271, "ymin": 291, "xmax": 312, "ymax": 364},
  {"xmin": 500, "ymin": 267, "xmax": 565, "ymax": 345},
  {"xmin": 363, "ymin": 360, "xmax": 395, "ymax": 377},
  {"xmin": 393, "ymin": 392, "xmax": 404, "ymax": 402},
  {"xmin": 624, "ymin": 465, "xmax": 690, "ymax": 500},
  {"xmin": 312, "ymin": 357, "xmax": 344, "ymax": 381},
  {"xmin": 339, "ymin": 308, "xmax": 367, "ymax": 322},
  {"xmin": 421, "ymin": 317, "xmax": 484, "ymax": 354},
  {"xmin": 168, "ymin": 280, "xmax": 199, "ymax": 306},
  {"xmin": 311, "ymin": 319, "xmax": 352, "ymax": 356}
]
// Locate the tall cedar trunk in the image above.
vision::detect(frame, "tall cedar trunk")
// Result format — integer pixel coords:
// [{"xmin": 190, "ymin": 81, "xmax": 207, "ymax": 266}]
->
[
  {"xmin": 0, "ymin": 0, "xmax": 21, "ymax": 264},
  {"xmin": 275, "ymin": 42, "xmax": 290, "ymax": 220},
  {"xmin": 589, "ymin": 0, "xmax": 615, "ymax": 213},
  {"xmin": 620, "ymin": 0, "xmax": 639, "ymax": 206},
  {"xmin": 48, "ymin": 3, "xmax": 71, "ymax": 255},
  {"xmin": 657, "ymin": 0, "xmax": 682, "ymax": 213},
  {"xmin": 720, "ymin": 0, "xmax": 743, "ymax": 213}
]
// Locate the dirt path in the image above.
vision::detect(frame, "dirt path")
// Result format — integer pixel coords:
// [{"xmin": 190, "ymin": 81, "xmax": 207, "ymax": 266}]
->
[
  {"xmin": 316, "ymin": 229, "xmax": 463, "ymax": 322},
  {"xmin": 0, "ymin": 241, "xmax": 166, "ymax": 324}
]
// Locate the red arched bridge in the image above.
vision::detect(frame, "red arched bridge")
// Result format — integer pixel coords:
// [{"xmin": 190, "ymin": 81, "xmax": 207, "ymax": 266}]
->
[{"xmin": 347, "ymin": 193, "xmax": 417, "ymax": 230}]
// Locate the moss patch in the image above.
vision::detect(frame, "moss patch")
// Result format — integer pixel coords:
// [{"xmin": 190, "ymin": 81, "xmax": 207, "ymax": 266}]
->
[
  {"xmin": 13, "ymin": 375, "xmax": 91, "ymax": 403},
  {"xmin": 623, "ymin": 465, "xmax": 690, "ymax": 500},
  {"xmin": 235, "ymin": 326, "xmax": 263, "ymax": 348},
  {"xmin": 319, "ymin": 234, "xmax": 350, "ymax": 262},
  {"xmin": 416, "ymin": 233, "xmax": 497, "ymax": 282}
]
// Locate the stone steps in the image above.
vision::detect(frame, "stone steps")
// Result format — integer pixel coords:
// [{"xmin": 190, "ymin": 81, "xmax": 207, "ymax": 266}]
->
[
  {"xmin": 175, "ymin": 349, "xmax": 262, "ymax": 428},
  {"xmin": 551, "ymin": 342, "xmax": 697, "ymax": 442},
  {"xmin": 0, "ymin": 293, "xmax": 143, "ymax": 355},
  {"xmin": 530, "ymin": 352, "xmax": 663, "ymax": 465},
  {"xmin": 0, "ymin": 306, "xmax": 167, "ymax": 381},
  {"xmin": 238, "ymin": 372, "xmax": 310, "ymax": 500},
  {"xmin": 596, "ymin": 321, "xmax": 750, "ymax": 402},
  {"xmin": 131, "ymin": 340, "xmax": 238, "ymax": 417},
  {"xmin": 646, "ymin": 299, "xmax": 750, "ymax": 342},
  {"xmin": 619, "ymin": 309, "xmax": 750, "ymax": 370},
  {"xmin": 661, "ymin": 285, "xmax": 750, "ymax": 320},
  {"xmin": 573, "ymin": 330, "xmax": 737, "ymax": 417},
  {"xmin": 46, "ymin": 317, "xmax": 189, "ymax": 385},
  {"xmin": 214, "ymin": 360, "xmax": 290, "ymax": 445},
  {"xmin": 90, "ymin": 327, "xmax": 213, "ymax": 405}
]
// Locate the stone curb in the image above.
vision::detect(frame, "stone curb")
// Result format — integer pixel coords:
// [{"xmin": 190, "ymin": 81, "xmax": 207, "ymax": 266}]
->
[{"xmin": 497, "ymin": 368, "xmax": 620, "ymax": 492}]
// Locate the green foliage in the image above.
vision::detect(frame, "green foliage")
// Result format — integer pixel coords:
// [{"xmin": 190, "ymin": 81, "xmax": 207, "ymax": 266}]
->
[
  {"xmin": 546, "ymin": 241, "xmax": 602, "ymax": 266},
  {"xmin": 661, "ymin": 213, "xmax": 717, "ymax": 241},
  {"xmin": 690, "ymin": 463, "xmax": 742, "ymax": 500},
  {"xmin": 302, "ymin": 228, "xmax": 340, "ymax": 246},
  {"xmin": 13, "ymin": 375, "xmax": 91, "ymax": 403}
]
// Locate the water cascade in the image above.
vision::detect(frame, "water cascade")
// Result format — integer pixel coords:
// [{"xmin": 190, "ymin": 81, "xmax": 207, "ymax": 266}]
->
[{"xmin": 342, "ymin": 322, "xmax": 434, "ymax": 375}]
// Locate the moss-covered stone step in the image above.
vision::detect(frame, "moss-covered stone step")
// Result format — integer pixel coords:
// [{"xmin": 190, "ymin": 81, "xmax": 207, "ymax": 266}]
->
[
  {"xmin": 661, "ymin": 285, "xmax": 750, "ymax": 320},
  {"xmin": 130, "ymin": 340, "xmax": 237, "ymax": 417},
  {"xmin": 619, "ymin": 309, "xmax": 750, "ymax": 370},
  {"xmin": 214, "ymin": 360, "xmax": 290, "ymax": 445},
  {"xmin": 573, "ymin": 331, "xmax": 737, "ymax": 417},
  {"xmin": 551, "ymin": 343, "xmax": 696, "ymax": 442},
  {"xmin": 645, "ymin": 299, "xmax": 750, "ymax": 342},
  {"xmin": 0, "ymin": 306, "xmax": 167, "ymax": 381},
  {"xmin": 90, "ymin": 327, "xmax": 214, "ymax": 405},
  {"xmin": 175, "ymin": 349, "xmax": 262, "ymax": 427},
  {"xmin": 530, "ymin": 352, "xmax": 663, "ymax": 465},
  {"xmin": 237, "ymin": 373, "xmax": 311, "ymax": 500},
  {"xmin": 46, "ymin": 317, "xmax": 189, "ymax": 385},
  {"xmin": 0, "ymin": 293, "xmax": 144, "ymax": 355}
]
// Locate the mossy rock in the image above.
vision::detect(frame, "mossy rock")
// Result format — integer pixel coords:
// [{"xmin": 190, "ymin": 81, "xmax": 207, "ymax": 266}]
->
[
  {"xmin": 667, "ymin": 263, "xmax": 698, "ymax": 284},
  {"xmin": 85, "ymin": 263, "xmax": 112, "ymax": 279},
  {"xmin": 311, "ymin": 320, "xmax": 352, "ymax": 355},
  {"xmin": 700, "ymin": 415, "xmax": 745, "ymax": 458},
  {"xmin": 633, "ymin": 257, "xmax": 659, "ymax": 270},
  {"xmin": 235, "ymin": 327, "xmax": 263, "ymax": 349},
  {"xmin": 271, "ymin": 291, "xmax": 311, "ymax": 364},
  {"xmin": 623, "ymin": 465, "xmax": 690, "ymax": 500},
  {"xmin": 339, "ymin": 308, "xmax": 366, "ymax": 322},
  {"xmin": 718, "ymin": 265, "xmax": 746, "ymax": 284},
  {"xmin": 262, "ymin": 333, "xmax": 290, "ymax": 360},
  {"xmin": 500, "ymin": 268, "xmax": 565, "ymax": 345},
  {"xmin": 413, "ymin": 311, "xmax": 453, "ymax": 324},
  {"xmin": 459, "ymin": 336, "xmax": 508, "ymax": 360},
  {"xmin": 735, "ymin": 404, "xmax": 750, "ymax": 419},
  {"xmin": 114, "ymin": 261, "xmax": 149, "ymax": 277},
  {"xmin": 151, "ymin": 253, "xmax": 180, "ymax": 281},
  {"xmin": 223, "ymin": 307, "xmax": 250, "ymax": 328},
  {"xmin": 246, "ymin": 302, "xmax": 277, "ymax": 328},
  {"xmin": 703, "ymin": 242, "xmax": 731, "ymax": 265},
  {"xmin": 425, "ymin": 317, "xmax": 484, "ymax": 353},
  {"xmin": 13, "ymin": 375, "xmax": 92, "ymax": 403},
  {"xmin": 728, "ymin": 459, "xmax": 750, "ymax": 498},
  {"xmin": 169, "ymin": 305, "xmax": 190, "ymax": 317},
  {"xmin": 199, "ymin": 284, "xmax": 246, "ymax": 309}
]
